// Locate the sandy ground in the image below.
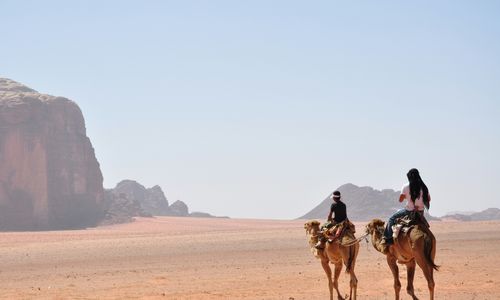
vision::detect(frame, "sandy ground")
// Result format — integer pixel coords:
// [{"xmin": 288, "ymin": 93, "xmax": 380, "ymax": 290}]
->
[{"xmin": 0, "ymin": 217, "xmax": 499, "ymax": 299}]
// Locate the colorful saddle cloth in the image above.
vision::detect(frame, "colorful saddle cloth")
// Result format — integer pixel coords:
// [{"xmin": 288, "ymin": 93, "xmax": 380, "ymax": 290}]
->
[
  {"xmin": 392, "ymin": 211, "xmax": 429, "ymax": 240},
  {"xmin": 321, "ymin": 219, "xmax": 356, "ymax": 242}
]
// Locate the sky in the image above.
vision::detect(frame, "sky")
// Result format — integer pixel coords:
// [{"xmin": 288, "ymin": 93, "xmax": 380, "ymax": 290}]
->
[{"xmin": 1, "ymin": 1, "xmax": 499, "ymax": 219}]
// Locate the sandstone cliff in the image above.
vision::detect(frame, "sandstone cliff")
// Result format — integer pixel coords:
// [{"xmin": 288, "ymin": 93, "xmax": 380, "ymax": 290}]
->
[{"xmin": 0, "ymin": 78, "xmax": 103, "ymax": 230}]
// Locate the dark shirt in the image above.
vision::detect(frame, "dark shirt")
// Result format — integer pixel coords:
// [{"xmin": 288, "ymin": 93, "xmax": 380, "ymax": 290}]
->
[{"xmin": 330, "ymin": 200, "xmax": 347, "ymax": 223}]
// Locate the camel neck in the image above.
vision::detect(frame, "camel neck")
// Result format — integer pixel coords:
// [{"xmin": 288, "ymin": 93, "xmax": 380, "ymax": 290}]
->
[{"xmin": 370, "ymin": 230, "xmax": 385, "ymax": 252}]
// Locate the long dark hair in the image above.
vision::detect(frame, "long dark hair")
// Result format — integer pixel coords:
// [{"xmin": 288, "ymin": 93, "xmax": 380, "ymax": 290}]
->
[{"xmin": 407, "ymin": 168, "xmax": 430, "ymax": 209}]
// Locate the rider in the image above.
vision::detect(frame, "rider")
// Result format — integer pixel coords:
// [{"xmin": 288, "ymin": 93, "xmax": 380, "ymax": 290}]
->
[
  {"xmin": 315, "ymin": 190, "xmax": 347, "ymax": 250},
  {"xmin": 381, "ymin": 168, "xmax": 431, "ymax": 251}
]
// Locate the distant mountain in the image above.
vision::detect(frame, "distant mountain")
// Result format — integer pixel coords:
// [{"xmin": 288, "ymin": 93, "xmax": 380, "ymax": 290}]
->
[
  {"xmin": 441, "ymin": 208, "xmax": 500, "ymax": 221},
  {"xmin": 111, "ymin": 180, "xmax": 170, "ymax": 216},
  {"xmin": 445, "ymin": 210, "xmax": 476, "ymax": 216},
  {"xmin": 101, "ymin": 180, "xmax": 221, "ymax": 224},
  {"xmin": 300, "ymin": 183, "xmax": 438, "ymax": 221}
]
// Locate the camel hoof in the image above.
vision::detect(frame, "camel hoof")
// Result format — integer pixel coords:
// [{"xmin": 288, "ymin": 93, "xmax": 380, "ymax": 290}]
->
[{"xmin": 406, "ymin": 289, "xmax": 418, "ymax": 300}]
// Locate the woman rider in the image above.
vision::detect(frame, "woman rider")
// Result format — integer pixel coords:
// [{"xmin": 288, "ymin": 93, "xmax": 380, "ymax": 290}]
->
[{"xmin": 381, "ymin": 168, "xmax": 431, "ymax": 249}]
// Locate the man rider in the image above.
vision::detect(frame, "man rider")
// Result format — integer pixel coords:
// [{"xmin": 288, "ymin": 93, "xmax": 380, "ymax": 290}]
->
[{"xmin": 315, "ymin": 190, "xmax": 347, "ymax": 250}]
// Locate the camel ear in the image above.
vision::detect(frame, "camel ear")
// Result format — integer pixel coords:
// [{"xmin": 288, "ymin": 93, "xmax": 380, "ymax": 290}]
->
[
  {"xmin": 371, "ymin": 219, "xmax": 385, "ymax": 228},
  {"xmin": 366, "ymin": 221, "xmax": 374, "ymax": 231}
]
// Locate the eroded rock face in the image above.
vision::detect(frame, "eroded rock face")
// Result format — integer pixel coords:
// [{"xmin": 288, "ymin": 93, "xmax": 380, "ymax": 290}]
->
[
  {"xmin": 111, "ymin": 180, "xmax": 170, "ymax": 216},
  {"xmin": 105, "ymin": 179, "xmax": 221, "ymax": 220},
  {"xmin": 0, "ymin": 78, "xmax": 103, "ymax": 230},
  {"xmin": 101, "ymin": 189, "xmax": 150, "ymax": 225}
]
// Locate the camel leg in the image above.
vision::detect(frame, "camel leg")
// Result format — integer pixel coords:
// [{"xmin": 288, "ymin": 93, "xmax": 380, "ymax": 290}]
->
[
  {"xmin": 415, "ymin": 254, "xmax": 435, "ymax": 300},
  {"xmin": 321, "ymin": 259, "xmax": 334, "ymax": 300},
  {"xmin": 405, "ymin": 260, "xmax": 418, "ymax": 300},
  {"xmin": 348, "ymin": 263, "xmax": 358, "ymax": 300},
  {"xmin": 387, "ymin": 255, "xmax": 401, "ymax": 300},
  {"xmin": 332, "ymin": 260, "xmax": 344, "ymax": 300},
  {"xmin": 342, "ymin": 245, "xmax": 358, "ymax": 300}
]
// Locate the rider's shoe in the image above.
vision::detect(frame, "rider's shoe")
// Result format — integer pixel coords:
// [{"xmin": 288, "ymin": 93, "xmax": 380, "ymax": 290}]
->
[
  {"xmin": 315, "ymin": 236, "xmax": 327, "ymax": 250},
  {"xmin": 380, "ymin": 237, "xmax": 392, "ymax": 254}
]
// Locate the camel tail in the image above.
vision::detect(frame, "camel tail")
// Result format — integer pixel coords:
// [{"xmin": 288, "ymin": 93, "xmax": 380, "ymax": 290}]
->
[{"xmin": 424, "ymin": 233, "xmax": 440, "ymax": 271}]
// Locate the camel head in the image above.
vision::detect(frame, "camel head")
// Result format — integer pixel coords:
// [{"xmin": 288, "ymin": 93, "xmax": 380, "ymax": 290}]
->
[
  {"xmin": 304, "ymin": 220, "xmax": 322, "ymax": 257},
  {"xmin": 365, "ymin": 218, "xmax": 385, "ymax": 235},
  {"xmin": 304, "ymin": 220, "xmax": 321, "ymax": 236}
]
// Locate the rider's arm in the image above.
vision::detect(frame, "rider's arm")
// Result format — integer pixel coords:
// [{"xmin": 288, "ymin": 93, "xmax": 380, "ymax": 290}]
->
[
  {"xmin": 327, "ymin": 210, "xmax": 333, "ymax": 222},
  {"xmin": 399, "ymin": 194, "xmax": 405, "ymax": 203}
]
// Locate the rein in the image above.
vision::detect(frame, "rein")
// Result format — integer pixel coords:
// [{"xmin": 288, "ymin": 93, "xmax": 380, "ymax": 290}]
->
[
  {"xmin": 309, "ymin": 224, "xmax": 370, "ymax": 247},
  {"xmin": 336, "ymin": 232, "xmax": 370, "ymax": 247}
]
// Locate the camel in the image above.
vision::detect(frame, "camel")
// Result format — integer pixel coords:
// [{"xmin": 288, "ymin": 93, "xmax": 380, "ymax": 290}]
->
[
  {"xmin": 365, "ymin": 218, "xmax": 439, "ymax": 300},
  {"xmin": 304, "ymin": 220, "xmax": 359, "ymax": 300}
]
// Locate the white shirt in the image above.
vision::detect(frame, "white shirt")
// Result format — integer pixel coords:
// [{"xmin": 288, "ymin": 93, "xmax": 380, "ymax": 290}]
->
[{"xmin": 401, "ymin": 184, "xmax": 430, "ymax": 211}]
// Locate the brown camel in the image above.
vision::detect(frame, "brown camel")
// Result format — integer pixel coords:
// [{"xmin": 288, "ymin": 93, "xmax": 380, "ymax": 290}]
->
[
  {"xmin": 365, "ymin": 218, "xmax": 439, "ymax": 300},
  {"xmin": 304, "ymin": 220, "xmax": 359, "ymax": 300}
]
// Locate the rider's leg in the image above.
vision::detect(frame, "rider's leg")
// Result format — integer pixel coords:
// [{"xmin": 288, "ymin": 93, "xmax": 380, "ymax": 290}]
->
[{"xmin": 383, "ymin": 208, "xmax": 408, "ymax": 244}]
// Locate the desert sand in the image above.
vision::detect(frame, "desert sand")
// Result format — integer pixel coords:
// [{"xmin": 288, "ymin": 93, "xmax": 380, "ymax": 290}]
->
[{"xmin": 0, "ymin": 217, "xmax": 499, "ymax": 299}]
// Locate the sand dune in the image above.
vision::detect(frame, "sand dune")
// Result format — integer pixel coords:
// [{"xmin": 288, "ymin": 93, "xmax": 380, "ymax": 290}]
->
[{"xmin": 0, "ymin": 217, "xmax": 499, "ymax": 299}]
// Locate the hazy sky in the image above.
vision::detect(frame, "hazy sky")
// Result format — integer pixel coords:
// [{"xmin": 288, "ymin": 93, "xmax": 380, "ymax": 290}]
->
[{"xmin": 1, "ymin": 1, "xmax": 499, "ymax": 219}]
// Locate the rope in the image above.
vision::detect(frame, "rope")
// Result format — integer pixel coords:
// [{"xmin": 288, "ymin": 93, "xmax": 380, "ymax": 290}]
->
[
  {"xmin": 311, "ymin": 228, "xmax": 370, "ymax": 247},
  {"xmin": 336, "ymin": 232, "xmax": 370, "ymax": 247}
]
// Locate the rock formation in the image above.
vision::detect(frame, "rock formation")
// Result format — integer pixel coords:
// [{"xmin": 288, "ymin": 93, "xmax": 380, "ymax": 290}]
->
[
  {"xmin": 0, "ymin": 78, "xmax": 103, "ymax": 230},
  {"xmin": 169, "ymin": 200, "xmax": 189, "ymax": 216},
  {"xmin": 441, "ymin": 208, "xmax": 500, "ymax": 221},
  {"xmin": 111, "ymin": 180, "xmax": 170, "ymax": 215},
  {"xmin": 100, "ymin": 189, "xmax": 150, "ymax": 225},
  {"xmin": 103, "ymin": 179, "xmax": 220, "ymax": 222}
]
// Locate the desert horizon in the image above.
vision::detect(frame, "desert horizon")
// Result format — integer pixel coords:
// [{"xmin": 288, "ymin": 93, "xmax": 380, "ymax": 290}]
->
[{"xmin": 0, "ymin": 216, "xmax": 498, "ymax": 299}]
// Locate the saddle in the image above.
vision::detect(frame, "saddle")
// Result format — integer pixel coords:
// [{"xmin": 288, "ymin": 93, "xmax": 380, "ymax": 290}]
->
[
  {"xmin": 392, "ymin": 211, "xmax": 429, "ymax": 240},
  {"xmin": 321, "ymin": 219, "xmax": 356, "ymax": 243}
]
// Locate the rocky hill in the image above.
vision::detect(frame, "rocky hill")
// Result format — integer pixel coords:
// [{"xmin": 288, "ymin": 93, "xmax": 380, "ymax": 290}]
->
[
  {"xmin": 441, "ymin": 208, "xmax": 500, "ymax": 221},
  {"xmin": 102, "ymin": 180, "xmax": 221, "ymax": 224},
  {"xmin": 111, "ymin": 180, "xmax": 170, "ymax": 216},
  {"xmin": 300, "ymin": 183, "xmax": 438, "ymax": 221},
  {"xmin": 0, "ymin": 78, "xmax": 103, "ymax": 230}
]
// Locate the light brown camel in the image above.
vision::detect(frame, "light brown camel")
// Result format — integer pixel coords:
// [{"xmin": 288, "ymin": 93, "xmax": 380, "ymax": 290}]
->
[
  {"xmin": 304, "ymin": 220, "xmax": 359, "ymax": 300},
  {"xmin": 365, "ymin": 218, "xmax": 439, "ymax": 300}
]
